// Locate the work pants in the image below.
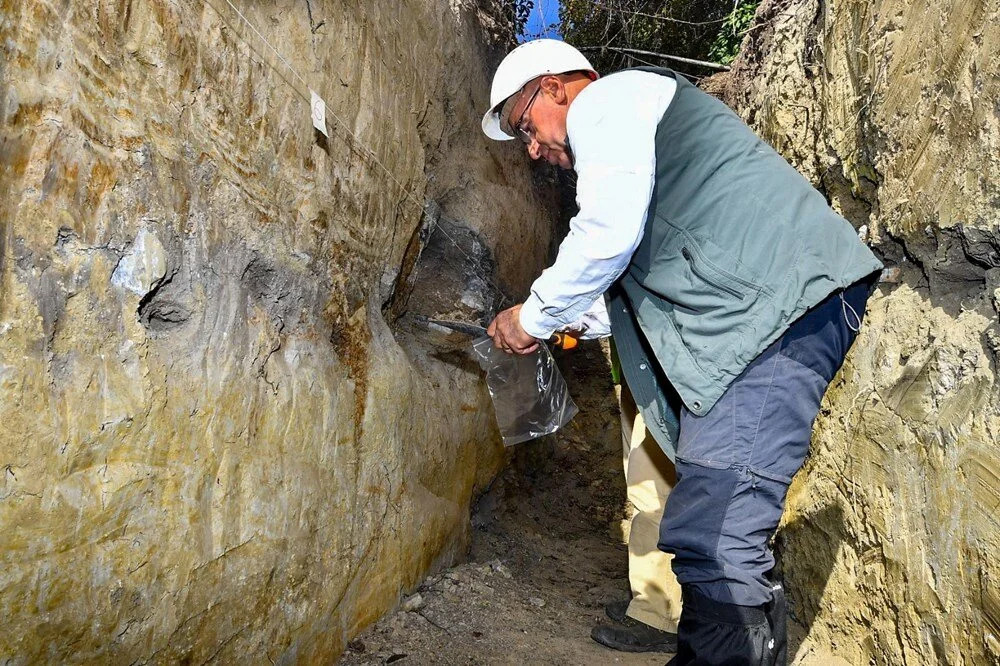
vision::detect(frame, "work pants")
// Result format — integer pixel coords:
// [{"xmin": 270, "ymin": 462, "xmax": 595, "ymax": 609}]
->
[
  {"xmin": 619, "ymin": 383, "xmax": 683, "ymax": 632},
  {"xmin": 660, "ymin": 277, "xmax": 875, "ymax": 663}
]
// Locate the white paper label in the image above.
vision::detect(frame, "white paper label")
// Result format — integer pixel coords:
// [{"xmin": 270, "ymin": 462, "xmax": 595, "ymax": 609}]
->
[{"xmin": 310, "ymin": 89, "xmax": 328, "ymax": 137}]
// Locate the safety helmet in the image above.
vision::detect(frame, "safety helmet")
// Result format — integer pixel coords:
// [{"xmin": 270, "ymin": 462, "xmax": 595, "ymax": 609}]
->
[{"xmin": 481, "ymin": 39, "xmax": 597, "ymax": 141}]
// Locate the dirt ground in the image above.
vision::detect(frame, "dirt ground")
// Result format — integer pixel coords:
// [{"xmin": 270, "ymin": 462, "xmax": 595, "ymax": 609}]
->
[{"xmin": 340, "ymin": 340, "xmax": 668, "ymax": 665}]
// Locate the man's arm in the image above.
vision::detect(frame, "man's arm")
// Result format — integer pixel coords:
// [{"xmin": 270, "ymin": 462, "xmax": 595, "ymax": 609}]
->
[
  {"xmin": 518, "ymin": 158, "xmax": 656, "ymax": 340},
  {"xmin": 495, "ymin": 72, "xmax": 676, "ymax": 351},
  {"xmin": 565, "ymin": 297, "xmax": 611, "ymax": 340},
  {"xmin": 488, "ymin": 159, "xmax": 654, "ymax": 353},
  {"xmin": 485, "ymin": 295, "xmax": 611, "ymax": 355}
]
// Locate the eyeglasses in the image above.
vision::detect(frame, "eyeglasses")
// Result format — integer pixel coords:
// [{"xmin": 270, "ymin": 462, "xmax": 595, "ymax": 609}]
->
[{"xmin": 510, "ymin": 85, "xmax": 541, "ymax": 144}]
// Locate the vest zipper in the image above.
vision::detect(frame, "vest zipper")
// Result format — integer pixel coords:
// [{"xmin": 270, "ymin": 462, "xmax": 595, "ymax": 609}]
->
[{"xmin": 681, "ymin": 246, "xmax": 746, "ymax": 299}]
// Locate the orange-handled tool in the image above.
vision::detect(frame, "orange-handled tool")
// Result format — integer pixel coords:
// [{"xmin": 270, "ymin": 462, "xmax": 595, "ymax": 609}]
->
[
  {"xmin": 417, "ymin": 316, "xmax": 579, "ymax": 350},
  {"xmin": 549, "ymin": 332, "xmax": 579, "ymax": 350}
]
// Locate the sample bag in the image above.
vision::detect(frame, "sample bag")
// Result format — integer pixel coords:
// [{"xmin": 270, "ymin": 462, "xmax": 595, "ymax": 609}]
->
[{"xmin": 471, "ymin": 337, "xmax": 578, "ymax": 445}]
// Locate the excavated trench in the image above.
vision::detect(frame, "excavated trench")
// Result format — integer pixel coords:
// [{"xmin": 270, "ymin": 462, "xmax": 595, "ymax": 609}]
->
[
  {"xmin": 2, "ymin": 0, "xmax": 999, "ymax": 664},
  {"xmin": 339, "ymin": 340, "xmax": 665, "ymax": 666}
]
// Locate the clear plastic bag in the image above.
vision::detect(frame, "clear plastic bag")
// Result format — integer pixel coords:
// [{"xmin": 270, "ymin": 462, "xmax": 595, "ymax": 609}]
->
[{"xmin": 471, "ymin": 337, "xmax": 579, "ymax": 445}]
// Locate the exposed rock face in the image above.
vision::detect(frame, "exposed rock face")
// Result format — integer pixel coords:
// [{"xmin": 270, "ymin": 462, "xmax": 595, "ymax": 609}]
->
[
  {"xmin": 0, "ymin": 0, "xmax": 551, "ymax": 661},
  {"xmin": 713, "ymin": 0, "xmax": 1000, "ymax": 661}
]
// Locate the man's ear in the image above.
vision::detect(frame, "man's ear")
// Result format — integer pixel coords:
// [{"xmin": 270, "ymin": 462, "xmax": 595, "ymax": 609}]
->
[{"xmin": 540, "ymin": 75, "xmax": 567, "ymax": 104}]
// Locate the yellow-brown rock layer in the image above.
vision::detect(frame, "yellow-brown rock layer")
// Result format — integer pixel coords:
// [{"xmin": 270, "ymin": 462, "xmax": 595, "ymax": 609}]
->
[
  {"xmin": 715, "ymin": 0, "xmax": 1000, "ymax": 662},
  {"xmin": 0, "ymin": 0, "xmax": 550, "ymax": 662}
]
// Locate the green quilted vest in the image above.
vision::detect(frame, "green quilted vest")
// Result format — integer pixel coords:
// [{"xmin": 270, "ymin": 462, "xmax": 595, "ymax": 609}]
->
[{"xmin": 606, "ymin": 68, "xmax": 883, "ymax": 459}]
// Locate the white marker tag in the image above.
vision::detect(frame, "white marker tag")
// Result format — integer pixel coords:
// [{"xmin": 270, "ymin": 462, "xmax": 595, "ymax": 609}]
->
[{"xmin": 310, "ymin": 89, "xmax": 328, "ymax": 137}]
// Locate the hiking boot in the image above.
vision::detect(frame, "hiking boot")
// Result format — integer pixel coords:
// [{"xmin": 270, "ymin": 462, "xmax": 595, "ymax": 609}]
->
[
  {"xmin": 669, "ymin": 587, "xmax": 777, "ymax": 665},
  {"xmin": 604, "ymin": 599, "xmax": 630, "ymax": 623},
  {"xmin": 591, "ymin": 617, "xmax": 678, "ymax": 653}
]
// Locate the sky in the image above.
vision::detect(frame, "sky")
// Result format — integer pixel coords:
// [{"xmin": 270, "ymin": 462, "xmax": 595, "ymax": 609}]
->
[{"xmin": 522, "ymin": 0, "xmax": 563, "ymax": 40}]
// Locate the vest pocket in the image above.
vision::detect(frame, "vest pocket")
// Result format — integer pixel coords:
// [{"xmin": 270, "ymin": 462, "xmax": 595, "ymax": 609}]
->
[{"xmin": 681, "ymin": 245, "xmax": 746, "ymax": 300}]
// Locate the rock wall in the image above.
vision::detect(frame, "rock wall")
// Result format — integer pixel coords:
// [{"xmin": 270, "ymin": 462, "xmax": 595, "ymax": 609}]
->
[
  {"xmin": 713, "ymin": 0, "xmax": 1000, "ymax": 662},
  {"xmin": 0, "ymin": 0, "xmax": 551, "ymax": 662}
]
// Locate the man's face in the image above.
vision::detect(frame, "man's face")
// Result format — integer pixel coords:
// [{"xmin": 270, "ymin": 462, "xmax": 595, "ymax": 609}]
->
[{"xmin": 505, "ymin": 76, "xmax": 573, "ymax": 170}]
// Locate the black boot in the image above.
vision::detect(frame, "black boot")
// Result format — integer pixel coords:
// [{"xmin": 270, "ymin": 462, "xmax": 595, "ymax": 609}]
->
[
  {"xmin": 764, "ymin": 581, "xmax": 787, "ymax": 666},
  {"xmin": 604, "ymin": 598, "xmax": 631, "ymax": 623},
  {"xmin": 591, "ymin": 615, "xmax": 678, "ymax": 654},
  {"xmin": 666, "ymin": 587, "xmax": 777, "ymax": 665}
]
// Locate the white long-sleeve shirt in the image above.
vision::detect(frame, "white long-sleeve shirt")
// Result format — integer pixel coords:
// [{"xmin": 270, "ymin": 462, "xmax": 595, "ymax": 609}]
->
[{"xmin": 518, "ymin": 71, "xmax": 677, "ymax": 340}]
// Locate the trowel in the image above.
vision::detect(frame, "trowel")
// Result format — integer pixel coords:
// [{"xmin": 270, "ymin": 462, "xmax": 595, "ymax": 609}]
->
[{"xmin": 415, "ymin": 315, "xmax": 578, "ymax": 350}]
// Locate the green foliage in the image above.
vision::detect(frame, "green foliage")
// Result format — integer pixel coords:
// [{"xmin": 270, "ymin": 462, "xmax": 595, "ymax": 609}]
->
[
  {"xmin": 513, "ymin": 0, "xmax": 534, "ymax": 38},
  {"xmin": 558, "ymin": 0, "xmax": 735, "ymax": 76},
  {"xmin": 500, "ymin": 0, "xmax": 535, "ymax": 44},
  {"xmin": 707, "ymin": 0, "xmax": 760, "ymax": 65}
]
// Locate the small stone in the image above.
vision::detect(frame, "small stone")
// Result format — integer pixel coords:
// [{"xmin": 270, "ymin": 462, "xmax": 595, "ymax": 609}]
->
[
  {"xmin": 401, "ymin": 593, "xmax": 424, "ymax": 612},
  {"xmin": 879, "ymin": 266, "xmax": 902, "ymax": 284},
  {"xmin": 488, "ymin": 559, "xmax": 513, "ymax": 579},
  {"xmin": 445, "ymin": 569, "xmax": 474, "ymax": 585},
  {"xmin": 528, "ymin": 596, "xmax": 546, "ymax": 608}
]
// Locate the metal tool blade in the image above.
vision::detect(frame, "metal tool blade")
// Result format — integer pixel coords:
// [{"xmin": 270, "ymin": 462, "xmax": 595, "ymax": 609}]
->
[{"xmin": 415, "ymin": 315, "xmax": 489, "ymax": 338}]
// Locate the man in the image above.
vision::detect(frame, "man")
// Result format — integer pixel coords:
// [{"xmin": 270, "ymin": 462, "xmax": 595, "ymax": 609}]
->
[
  {"xmin": 478, "ymin": 42, "xmax": 685, "ymax": 654},
  {"xmin": 481, "ymin": 39, "xmax": 882, "ymax": 664}
]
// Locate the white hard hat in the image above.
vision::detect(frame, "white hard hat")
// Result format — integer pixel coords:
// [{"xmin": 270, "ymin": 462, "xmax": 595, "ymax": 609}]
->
[{"xmin": 481, "ymin": 39, "xmax": 597, "ymax": 141}]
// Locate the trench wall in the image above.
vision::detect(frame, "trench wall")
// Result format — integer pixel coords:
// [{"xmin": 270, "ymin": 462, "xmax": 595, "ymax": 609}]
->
[
  {"xmin": 0, "ymin": 0, "xmax": 550, "ymax": 662},
  {"xmin": 715, "ymin": 0, "xmax": 1000, "ymax": 661}
]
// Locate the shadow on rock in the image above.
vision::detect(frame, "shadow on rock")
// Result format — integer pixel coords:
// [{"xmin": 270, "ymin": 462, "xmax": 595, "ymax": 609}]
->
[{"xmin": 773, "ymin": 501, "xmax": 845, "ymax": 657}]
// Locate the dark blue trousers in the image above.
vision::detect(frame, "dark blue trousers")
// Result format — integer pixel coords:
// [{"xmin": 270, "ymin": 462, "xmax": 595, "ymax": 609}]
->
[{"xmin": 659, "ymin": 278, "xmax": 874, "ymax": 607}]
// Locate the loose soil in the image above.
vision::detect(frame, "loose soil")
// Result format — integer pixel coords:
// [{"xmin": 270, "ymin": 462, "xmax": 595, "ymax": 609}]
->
[{"xmin": 340, "ymin": 340, "xmax": 667, "ymax": 665}]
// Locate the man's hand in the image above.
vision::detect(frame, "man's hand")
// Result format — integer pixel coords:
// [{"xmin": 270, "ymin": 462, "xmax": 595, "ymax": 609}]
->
[{"xmin": 487, "ymin": 304, "xmax": 540, "ymax": 355}]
